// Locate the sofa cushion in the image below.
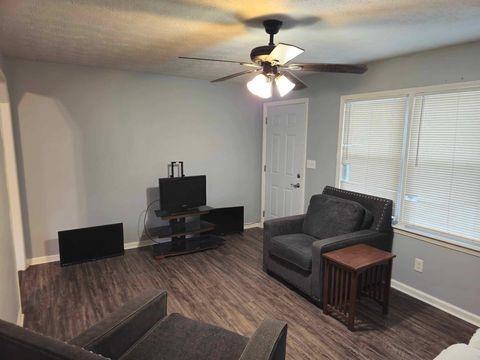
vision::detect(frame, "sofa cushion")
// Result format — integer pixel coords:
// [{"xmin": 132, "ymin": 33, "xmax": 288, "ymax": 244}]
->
[
  {"xmin": 470, "ymin": 329, "xmax": 480, "ymax": 350},
  {"xmin": 434, "ymin": 344, "xmax": 480, "ymax": 360},
  {"xmin": 269, "ymin": 233, "xmax": 317, "ymax": 272},
  {"xmin": 302, "ymin": 194, "xmax": 366, "ymax": 239},
  {"xmin": 120, "ymin": 313, "xmax": 248, "ymax": 360}
]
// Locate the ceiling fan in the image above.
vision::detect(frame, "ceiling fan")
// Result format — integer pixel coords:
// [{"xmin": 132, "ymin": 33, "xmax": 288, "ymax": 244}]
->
[{"xmin": 179, "ymin": 19, "xmax": 367, "ymax": 99}]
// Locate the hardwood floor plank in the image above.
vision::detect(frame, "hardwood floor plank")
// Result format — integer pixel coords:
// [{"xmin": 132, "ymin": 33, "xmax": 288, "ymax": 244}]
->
[{"xmin": 19, "ymin": 228, "xmax": 475, "ymax": 359}]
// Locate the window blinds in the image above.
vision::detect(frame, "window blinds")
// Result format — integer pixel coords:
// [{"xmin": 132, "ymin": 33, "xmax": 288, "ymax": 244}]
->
[
  {"xmin": 340, "ymin": 97, "xmax": 407, "ymax": 204},
  {"xmin": 402, "ymin": 89, "xmax": 480, "ymax": 242}
]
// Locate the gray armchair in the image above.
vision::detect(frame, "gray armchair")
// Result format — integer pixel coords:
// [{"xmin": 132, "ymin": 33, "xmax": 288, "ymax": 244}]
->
[
  {"xmin": 263, "ymin": 186, "xmax": 393, "ymax": 305},
  {"xmin": 0, "ymin": 290, "xmax": 287, "ymax": 360}
]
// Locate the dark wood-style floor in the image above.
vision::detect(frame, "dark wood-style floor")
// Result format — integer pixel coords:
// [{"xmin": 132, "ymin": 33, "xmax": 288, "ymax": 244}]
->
[{"xmin": 20, "ymin": 228, "xmax": 475, "ymax": 359}]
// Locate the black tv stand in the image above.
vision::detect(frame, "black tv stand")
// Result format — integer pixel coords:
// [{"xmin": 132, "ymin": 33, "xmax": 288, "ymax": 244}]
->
[
  {"xmin": 150, "ymin": 206, "xmax": 224, "ymax": 259},
  {"xmin": 154, "ymin": 205, "xmax": 213, "ymax": 219}
]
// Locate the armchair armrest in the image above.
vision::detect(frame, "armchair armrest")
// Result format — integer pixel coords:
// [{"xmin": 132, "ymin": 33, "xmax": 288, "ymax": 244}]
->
[
  {"xmin": 310, "ymin": 230, "xmax": 391, "ymax": 300},
  {"xmin": 264, "ymin": 215, "xmax": 305, "ymax": 239},
  {"xmin": 263, "ymin": 215, "xmax": 305, "ymax": 270},
  {"xmin": 239, "ymin": 318, "xmax": 287, "ymax": 360},
  {"xmin": 69, "ymin": 289, "xmax": 167, "ymax": 359},
  {"xmin": 312, "ymin": 230, "xmax": 388, "ymax": 255}
]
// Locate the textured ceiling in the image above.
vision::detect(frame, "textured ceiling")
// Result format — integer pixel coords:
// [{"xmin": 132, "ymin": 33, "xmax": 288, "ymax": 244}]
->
[{"xmin": 1, "ymin": 0, "xmax": 480, "ymax": 82}]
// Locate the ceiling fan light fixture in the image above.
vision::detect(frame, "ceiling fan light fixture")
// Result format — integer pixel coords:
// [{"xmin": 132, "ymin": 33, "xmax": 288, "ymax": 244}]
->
[
  {"xmin": 275, "ymin": 74, "xmax": 295, "ymax": 97},
  {"xmin": 247, "ymin": 73, "xmax": 272, "ymax": 99}
]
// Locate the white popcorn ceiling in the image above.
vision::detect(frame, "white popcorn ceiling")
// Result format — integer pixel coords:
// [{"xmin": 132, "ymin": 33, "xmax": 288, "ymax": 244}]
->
[{"xmin": 1, "ymin": 0, "xmax": 480, "ymax": 82}]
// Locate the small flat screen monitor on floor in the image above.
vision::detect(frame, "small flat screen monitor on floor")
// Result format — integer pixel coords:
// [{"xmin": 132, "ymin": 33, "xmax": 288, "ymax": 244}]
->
[
  {"xmin": 58, "ymin": 223, "xmax": 124, "ymax": 266},
  {"xmin": 201, "ymin": 206, "xmax": 244, "ymax": 235},
  {"xmin": 159, "ymin": 175, "xmax": 206, "ymax": 213}
]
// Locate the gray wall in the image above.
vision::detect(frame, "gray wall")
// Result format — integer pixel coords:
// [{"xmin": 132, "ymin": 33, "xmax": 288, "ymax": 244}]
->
[
  {"xmin": 284, "ymin": 41, "xmax": 480, "ymax": 316},
  {"xmin": 0, "ymin": 55, "xmax": 21, "ymax": 323},
  {"xmin": 5, "ymin": 59, "xmax": 262, "ymax": 259}
]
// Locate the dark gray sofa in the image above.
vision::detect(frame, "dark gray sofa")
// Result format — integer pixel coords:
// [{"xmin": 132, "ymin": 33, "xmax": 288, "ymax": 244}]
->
[
  {"xmin": 263, "ymin": 186, "xmax": 393, "ymax": 305},
  {"xmin": 0, "ymin": 290, "xmax": 287, "ymax": 360}
]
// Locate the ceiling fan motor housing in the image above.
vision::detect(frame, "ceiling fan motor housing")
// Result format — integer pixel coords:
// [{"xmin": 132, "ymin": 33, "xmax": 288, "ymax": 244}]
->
[{"xmin": 250, "ymin": 45, "xmax": 275, "ymax": 64}]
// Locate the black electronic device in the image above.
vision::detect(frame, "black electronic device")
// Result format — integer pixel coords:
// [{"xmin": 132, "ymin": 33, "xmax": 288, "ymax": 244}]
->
[
  {"xmin": 201, "ymin": 206, "xmax": 244, "ymax": 235},
  {"xmin": 58, "ymin": 223, "xmax": 124, "ymax": 266},
  {"xmin": 159, "ymin": 175, "xmax": 206, "ymax": 214}
]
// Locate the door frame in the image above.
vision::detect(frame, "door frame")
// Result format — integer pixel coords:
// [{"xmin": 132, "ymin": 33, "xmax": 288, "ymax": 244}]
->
[
  {"xmin": 0, "ymin": 100, "xmax": 27, "ymax": 271},
  {"xmin": 261, "ymin": 98, "xmax": 309, "ymax": 224}
]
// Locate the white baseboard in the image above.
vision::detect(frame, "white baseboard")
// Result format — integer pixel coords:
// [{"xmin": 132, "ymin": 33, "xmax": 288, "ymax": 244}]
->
[
  {"xmin": 26, "ymin": 223, "xmax": 262, "ymax": 266},
  {"xmin": 27, "ymin": 254, "xmax": 60, "ymax": 266},
  {"xmin": 391, "ymin": 279, "xmax": 480, "ymax": 327},
  {"xmin": 244, "ymin": 222, "xmax": 262, "ymax": 229},
  {"xmin": 16, "ymin": 310, "xmax": 24, "ymax": 327},
  {"xmin": 124, "ymin": 239, "xmax": 154, "ymax": 249}
]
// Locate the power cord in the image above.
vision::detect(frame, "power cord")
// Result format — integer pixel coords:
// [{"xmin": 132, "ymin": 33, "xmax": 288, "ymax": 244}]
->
[{"xmin": 138, "ymin": 199, "xmax": 163, "ymax": 244}]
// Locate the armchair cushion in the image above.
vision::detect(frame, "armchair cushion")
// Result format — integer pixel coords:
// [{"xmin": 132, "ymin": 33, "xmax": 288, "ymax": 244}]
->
[
  {"xmin": 361, "ymin": 208, "xmax": 374, "ymax": 229},
  {"xmin": 120, "ymin": 313, "xmax": 248, "ymax": 360},
  {"xmin": 269, "ymin": 233, "xmax": 317, "ymax": 272},
  {"xmin": 302, "ymin": 194, "xmax": 365, "ymax": 239}
]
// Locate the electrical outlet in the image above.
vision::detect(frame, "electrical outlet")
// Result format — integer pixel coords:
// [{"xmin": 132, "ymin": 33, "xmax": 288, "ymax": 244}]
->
[
  {"xmin": 414, "ymin": 258, "xmax": 424, "ymax": 273},
  {"xmin": 306, "ymin": 159, "xmax": 316, "ymax": 169}
]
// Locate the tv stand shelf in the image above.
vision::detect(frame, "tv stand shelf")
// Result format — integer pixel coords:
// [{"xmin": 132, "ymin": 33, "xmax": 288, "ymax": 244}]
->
[
  {"xmin": 154, "ymin": 206, "xmax": 213, "ymax": 220},
  {"xmin": 150, "ymin": 206, "xmax": 223, "ymax": 259},
  {"xmin": 149, "ymin": 220, "xmax": 214, "ymax": 239}
]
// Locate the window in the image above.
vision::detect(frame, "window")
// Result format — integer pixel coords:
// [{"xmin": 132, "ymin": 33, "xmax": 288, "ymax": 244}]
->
[
  {"xmin": 338, "ymin": 83, "xmax": 480, "ymax": 250},
  {"xmin": 340, "ymin": 97, "xmax": 407, "ymax": 207}
]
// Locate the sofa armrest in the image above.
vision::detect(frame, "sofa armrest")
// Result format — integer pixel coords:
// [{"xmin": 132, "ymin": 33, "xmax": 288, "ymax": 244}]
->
[
  {"xmin": 239, "ymin": 318, "xmax": 287, "ymax": 360},
  {"xmin": 264, "ymin": 215, "xmax": 305, "ymax": 239},
  {"xmin": 69, "ymin": 289, "xmax": 167, "ymax": 359},
  {"xmin": 310, "ymin": 230, "xmax": 391, "ymax": 300}
]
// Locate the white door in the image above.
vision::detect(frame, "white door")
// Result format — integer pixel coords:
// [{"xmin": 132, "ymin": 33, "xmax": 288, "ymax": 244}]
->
[{"xmin": 264, "ymin": 100, "xmax": 307, "ymax": 220}]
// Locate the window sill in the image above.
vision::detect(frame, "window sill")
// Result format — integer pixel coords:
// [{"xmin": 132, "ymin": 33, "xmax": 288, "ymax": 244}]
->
[{"xmin": 393, "ymin": 225, "xmax": 480, "ymax": 258}]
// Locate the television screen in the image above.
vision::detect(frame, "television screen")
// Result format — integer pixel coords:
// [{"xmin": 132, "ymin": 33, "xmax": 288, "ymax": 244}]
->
[
  {"xmin": 159, "ymin": 175, "xmax": 206, "ymax": 213},
  {"xmin": 58, "ymin": 223, "xmax": 124, "ymax": 266}
]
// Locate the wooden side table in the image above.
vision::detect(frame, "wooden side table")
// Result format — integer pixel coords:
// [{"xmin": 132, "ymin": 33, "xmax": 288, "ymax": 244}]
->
[{"xmin": 322, "ymin": 244, "xmax": 396, "ymax": 331}]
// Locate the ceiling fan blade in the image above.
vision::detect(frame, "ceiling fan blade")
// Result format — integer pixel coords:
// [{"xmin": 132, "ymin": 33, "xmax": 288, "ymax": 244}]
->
[
  {"xmin": 286, "ymin": 63, "xmax": 367, "ymax": 74},
  {"xmin": 211, "ymin": 70, "xmax": 257, "ymax": 83},
  {"xmin": 268, "ymin": 43, "xmax": 304, "ymax": 65},
  {"xmin": 283, "ymin": 71, "xmax": 308, "ymax": 90},
  {"xmin": 179, "ymin": 56, "xmax": 259, "ymax": 68}
]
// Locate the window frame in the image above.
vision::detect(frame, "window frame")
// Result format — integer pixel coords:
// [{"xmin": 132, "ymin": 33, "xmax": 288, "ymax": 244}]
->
[{"xmin": 336, "ymin": 80, "xmax": 480, "ymax": 255}]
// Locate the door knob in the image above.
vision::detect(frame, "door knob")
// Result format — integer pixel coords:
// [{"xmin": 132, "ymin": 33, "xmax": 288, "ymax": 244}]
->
[{"xmin": 291, "ymin": 183, "xmax": 300, "ymax": 188}]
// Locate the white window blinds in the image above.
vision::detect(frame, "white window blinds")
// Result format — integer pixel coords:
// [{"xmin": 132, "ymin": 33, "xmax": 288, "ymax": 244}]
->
[
  {"xmin": 340, "ymin": 97, "xmax": 407, "ymax": 203},
  {"xmin": 402, "ymin": 89, "xmax": 480, "ymax": 242}
]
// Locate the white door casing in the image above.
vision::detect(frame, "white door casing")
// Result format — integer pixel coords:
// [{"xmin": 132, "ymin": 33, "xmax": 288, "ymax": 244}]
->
[
  {"xmin": 262, "ymin": 99, "xmax": 308, "ymax": 221},
  {"xmin": 0, "ymin": 101, "xmax": 27, "ymax": 271}
]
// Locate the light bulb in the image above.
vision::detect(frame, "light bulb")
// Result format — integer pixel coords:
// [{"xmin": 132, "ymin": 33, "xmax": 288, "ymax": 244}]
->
[
  {"xmin": 247, "ymin": 74, "xmax": 272, "ymax": 99},
  {"xmin": 275, "ymin": 74, "xmax": 295, "ymax": 97}
]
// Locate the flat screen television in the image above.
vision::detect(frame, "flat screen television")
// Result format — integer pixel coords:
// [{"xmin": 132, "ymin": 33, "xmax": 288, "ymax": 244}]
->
[
  {"xmin": 58, "ymin": 223, "xmax": 124, "ymax": 266},
  {"xmin": 159, "ymin": 175, "xmax": 206, "ymax": 213},
  {"xmin": 201, "ymin": 206, "xmax": 244, "ymax": 235}
]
